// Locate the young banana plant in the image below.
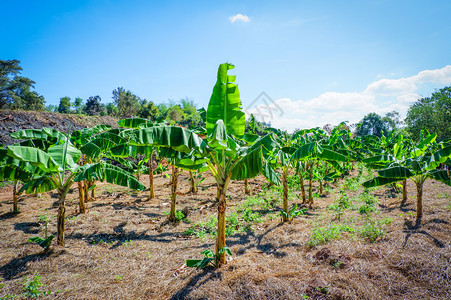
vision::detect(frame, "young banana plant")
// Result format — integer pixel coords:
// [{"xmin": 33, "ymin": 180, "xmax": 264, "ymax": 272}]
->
[
  {"xmin": 7, "ymin": 128, "xmax": 145, "ymax": 246},
  {"xmin": 363, "ymin": 132, "xmax": 451, "ymax": 222},
  {"xmin": 122, "ymin": 63, "xmax": 279, "ymax": 266}
]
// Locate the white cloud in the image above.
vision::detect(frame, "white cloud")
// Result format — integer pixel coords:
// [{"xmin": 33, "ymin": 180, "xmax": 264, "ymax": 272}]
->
[
  {"xmin": 245, "ymin": 65, "xmax": 451, "ymax": 132},
  {"xmin": 228, "ymin": 14, "xmax": 250, "ymax": 23}
]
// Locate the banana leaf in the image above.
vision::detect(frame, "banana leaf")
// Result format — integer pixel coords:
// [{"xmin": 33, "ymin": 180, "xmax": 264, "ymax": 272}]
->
[
  {"xmin": 7, "ymin": 146, "xmax": 60, "ymax": 173},
  {"xmin": 118, "ymin": 118, "xmax": 149, "ymax": 129},
  {"xmin": 74, "ymin": 162, "xmax": 145, "ymax": 191},
  {"xmin": 206, "ymin": 63, "xmax": 245, "ymax": 137}
]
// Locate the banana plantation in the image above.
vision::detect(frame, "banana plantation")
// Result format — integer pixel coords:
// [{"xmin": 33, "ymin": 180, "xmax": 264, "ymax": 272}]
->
[{"xmin": 1, "ymin": 64, "xmax": 450, "ymax": 299}]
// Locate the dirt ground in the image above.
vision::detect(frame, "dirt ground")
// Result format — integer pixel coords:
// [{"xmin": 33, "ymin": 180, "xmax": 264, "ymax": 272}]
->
[{"xmin": 0, "ymin": 169, "xmax": 450, "ymax": 299}]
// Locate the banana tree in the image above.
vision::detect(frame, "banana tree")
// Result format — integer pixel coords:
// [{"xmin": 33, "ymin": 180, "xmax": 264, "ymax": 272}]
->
[
  {"xmin": 261, "ymin": 128, "xmax": 299, "ymax": 222},
  {"xmin": 7, "ymin": 130, "xmax": 145, "ymax": 246},
  {"xmin": 158, "ymin": 147, "xmax": 207, "ymax": 222},
  {"xmin": 361, "ymin": 133, "xmax": 412, "ymax": 200},
  {"xmin": 0, "ymin": 148, "xmax": 43, "ymax": 212},
  {"xmin": 291, "ymin": 135, "xmax": 349, "ymax": 207},
  {"xmin": 363, "ymin": 132, "xmax": 451, "ymax": 222},
  {"xmin": 122, "ymin": 63, "xmax": 278, "ymax": 265}
]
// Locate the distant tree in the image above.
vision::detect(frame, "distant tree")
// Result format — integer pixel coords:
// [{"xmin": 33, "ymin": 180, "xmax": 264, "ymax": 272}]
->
[
  {"xmin": 58, "ymin": 96, "xmax": 72, "ymax": 113},
  {"xmin": 167, "ymin": 105, "xmax": 186, "ymax": 123},
  {"xmin": 99, "ymin": 103, "xmax": 108, "ymax": 116},
  {"xmin": 382, "ymin": 111, "xmax": 401, "ymax": 132},
  {"xmin": 46, "ymin": 104, "xmax": 58, "ymax": 112},
  {"xmin": 20, "ymin": 90, "xmax": 45, "ymax": 111},
  {"xmin": 73, "ymin": 97, "xmax": 84, "ymax": 114},
  {"xmin": 180, "ymin": 98, "xmax": 197, "ymax": 115},
  {"xmin": 112, "ymin": 87, "xmax": 140, "ymax": 117},
  {"xmin": 106, "ymin": 102, "xmax": 118, "ymax": 117},
  {"xmin": 405, "ymin": 86, "xmax": 451, "ymax": 141},
  {"xmin": 83, "ymin": 96, "xmax": 102, "ymax": 116},
  {"xmin": 0, "ymin": 59, "xmax": 45, "ymax": 110},
  {"xmin": 356, "ymin": 112, "xmax": 387, "ymax": 137},
  {"xmin": 138, "ymin": 99, "xmax": 159, "ymax": 120},
  {"xmin": 156, "ymin": 103, "xmax": 169, "ymax": 120}
]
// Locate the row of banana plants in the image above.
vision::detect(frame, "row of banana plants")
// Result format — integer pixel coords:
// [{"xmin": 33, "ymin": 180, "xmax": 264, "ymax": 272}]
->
[{"xmin": 1, "ymin": 63, "xmax": 451, "ymax": 267}]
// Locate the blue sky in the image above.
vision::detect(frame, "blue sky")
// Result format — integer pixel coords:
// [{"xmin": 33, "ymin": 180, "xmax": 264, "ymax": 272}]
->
[{"xmin": 2, "ymin": 0, "xmax": 451, "ymax": 131}]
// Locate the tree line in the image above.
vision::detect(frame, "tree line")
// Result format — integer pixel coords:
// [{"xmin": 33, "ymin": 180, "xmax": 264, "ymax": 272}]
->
[{"xmin": 1, "ymin": 59, "xmax": 450, "ymax": 141}]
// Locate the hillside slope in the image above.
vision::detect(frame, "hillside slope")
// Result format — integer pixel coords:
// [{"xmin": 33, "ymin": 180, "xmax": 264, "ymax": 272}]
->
[{"xmin": 0, "ymin": 110, "xmax": 119, "ymax": 145}]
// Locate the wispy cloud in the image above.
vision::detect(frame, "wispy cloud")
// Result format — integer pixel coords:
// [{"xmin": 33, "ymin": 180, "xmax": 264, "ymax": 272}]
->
[
  {"xmin": 228, "ymin": 14, "xmax": 250, "ymax": 23},
  {"xmin": 246, "ymin": 65, "xmax": 451, "ymax": 132}
]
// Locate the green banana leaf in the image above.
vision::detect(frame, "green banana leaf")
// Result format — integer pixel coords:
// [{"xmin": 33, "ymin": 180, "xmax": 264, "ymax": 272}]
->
[
  {"xmin": 118, "ymin": 118, "xmax": 149, "ymax": 128},
  {"xmin": 206, "ymin": 63, "xmax": 245, "ymax": 137},
  {"xmin": 28, "ymin": 235, "xmax": 54, "ymax": 249},
  {"xmin": 124, "ymin": 126, "xmax": 206, "ymax": 154},
  {"xmin": 74, "ymin": 162, "xmax": 145, "ymax": 191},
  {"xmin": 20, "ymin": 177, "xmax": 57, "ymax": 194},
  {"xmin": 429, "ymin": 170, "xmax": 451, "ymax": 186},
  {"xmin": 7, "ymin": 146, "xmax": 60, "ymax": 173},
  {"xmin": 378, "ymin": 166, "xmax": 414, "ymax": 178},
  {"xmin": 318, "ymin": 148, "xmax": 348, "ymax": 162},
  {"xmin": 291, "ymin": 142, "xmax": 321, "ymax": 160},
  {"xmin": 362, "ymin": 176, "xmax": 405, "ymax": 188},
  {"xmin": 110, "ymin": 144, "xmax": 154, "ymax": 158},
  {"xmin": 48, "ymin": 143, "xmax": 81, "ymax": 171}
]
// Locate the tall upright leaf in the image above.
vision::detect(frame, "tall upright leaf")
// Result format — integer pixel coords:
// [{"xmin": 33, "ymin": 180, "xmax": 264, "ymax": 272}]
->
[{"xmin": 206, "ymin": 63, "xmax": 245, "ymax": 137}]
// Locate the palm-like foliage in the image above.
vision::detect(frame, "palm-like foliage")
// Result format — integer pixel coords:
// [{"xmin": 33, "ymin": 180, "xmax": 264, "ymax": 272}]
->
[
  {"xmin": 7, "ymin": 128, "xmax": 145, "ymax": 246},
  {"xmin": 363, "ymin": 132, "xmax": 451, "ymax": 221}
]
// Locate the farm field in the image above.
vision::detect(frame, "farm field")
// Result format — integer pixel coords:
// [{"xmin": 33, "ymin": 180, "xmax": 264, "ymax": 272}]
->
[{"xmin": 0, "ymin": 167, "xmax": 450, "ymax": 299}]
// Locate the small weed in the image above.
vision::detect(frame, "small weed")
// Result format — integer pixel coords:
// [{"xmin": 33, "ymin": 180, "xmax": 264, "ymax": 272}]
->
[
  {"xmin": 358, "ymin": 216, "xmax": 389, "ymax": 242},
  {"xmin": 437, "ymin": 192, "xmax": 450, "ymax": 199},
  {"xmin": 280, "ymin": 205, "xmax": 307, "ymax": 222},
  {"xmin": 332, "ymin": 260, "xmax": 344, "ymax": 269},
  {"xmin": 344, "ymin": 177, "xmax": 360, "ymax": 192},
  {"xmin": 328, "ymin": 189, "xmax": 352, "ymax": 220},
  {"xmin": 242, "ymin": 208, "xmax": 263, "ymax": 223},
  {"xmin": 186, "ymin": 247, "xmax": 232, "ymax": 269},
  {"xmin": 226, "ymin": 213, "xmax": 240, "ymax": 237},
  {"xmin": 123, "ymin": 240, "xmax": 134, "ymax": 247},
  {"xmin": 308, "ymin": 222, "xmax": 356, "ymax": 247},
  {"xmin": 184, "ymin": 216, "xmax": 217, "ymax": 238},
  {"xmin": 114, "ymin": 275, "xmax": 122, "ymax": 282},
  {"xmin": 358, "ymin": 190, "xmax": 378, "ymax": 214},
  {"xmin": 164, "ymin": 210, "xmax": 186, "ymax": 221},
  {"xmin": 315, "ymin": 284, "xmax": 330, "ymax": 294},
  {"xmin": 22, "ymin": 274, "xmax": 51, "ymax": 298}
]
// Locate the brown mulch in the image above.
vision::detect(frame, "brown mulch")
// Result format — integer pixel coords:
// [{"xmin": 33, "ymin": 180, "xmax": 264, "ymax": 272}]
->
[{"xmin": 0, "ymin": 170, "xmax": 450, "ymax": 299}]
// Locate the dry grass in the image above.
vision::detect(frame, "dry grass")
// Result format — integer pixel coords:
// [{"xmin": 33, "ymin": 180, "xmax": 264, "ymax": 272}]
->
[{"xmin": 0, "ymin": 170, "xmax": 450, "ymax": 299}]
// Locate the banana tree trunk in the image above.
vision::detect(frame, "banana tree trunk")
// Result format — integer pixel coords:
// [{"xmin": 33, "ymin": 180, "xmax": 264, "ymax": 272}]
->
[
  {"xmin": 169, "ymin": 165, "xmax": 179, "ymax": 222},
  {"xmin": 319, "ymin": 180, "xmax": 323, "ymax": 195},
  {"xmin": 189, "ymin": 170, "xmax": 197, "ymax": 193},
  {"xmin": 244, "ymin": 178, "xmax": 250, "ymax": 195},
  {"xmin": 299, "ymin": 172, "xmax": 306, "ymax": 203},
  {"xmin": 91, "ymin": 183, "xmax": 95, "ymax": 199},
  {"xmin": 282, "ymin": 167, "xmax": 288, "ymax": 222},
  {"xmin": 149, "ymin": 157, "xmax": 155, "ymax": 199},
  {"xmin": 415, "ymin": 180, "xmax": 424, "ymax": 221},
  {"xmin": 77, "ymin": 181, "xmax": 86, "ymax": 213},
  {"xmin": 57, "ymin": 191, "xmax": 67, "ymax": 246},
  {"xmin": 402, "ymin": 179, "xmax": 407, "ymax": 201},
  {"xmin": 216, "ymin": 180, "xmax": 228, "ymax": 265},
  {"xmin": 308, "ymin": 162, "xmax": 313, "ymax": 207},
  {"xmin": 83, "ymin": 180, "xmax": 89, "ymax": 203},
  {"xmin": 13, "ymin": 179, "xmax": 19, "ymax": 212}
]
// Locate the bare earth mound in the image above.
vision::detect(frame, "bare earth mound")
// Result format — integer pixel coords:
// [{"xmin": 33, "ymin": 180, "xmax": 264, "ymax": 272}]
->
[
  {"xmin": 0, "ymin": 169, "xmax": 450, "ymax": 299},
  {"xmin": 0, "ymin": 110, "xmax": 118, "ymax": 145}
]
